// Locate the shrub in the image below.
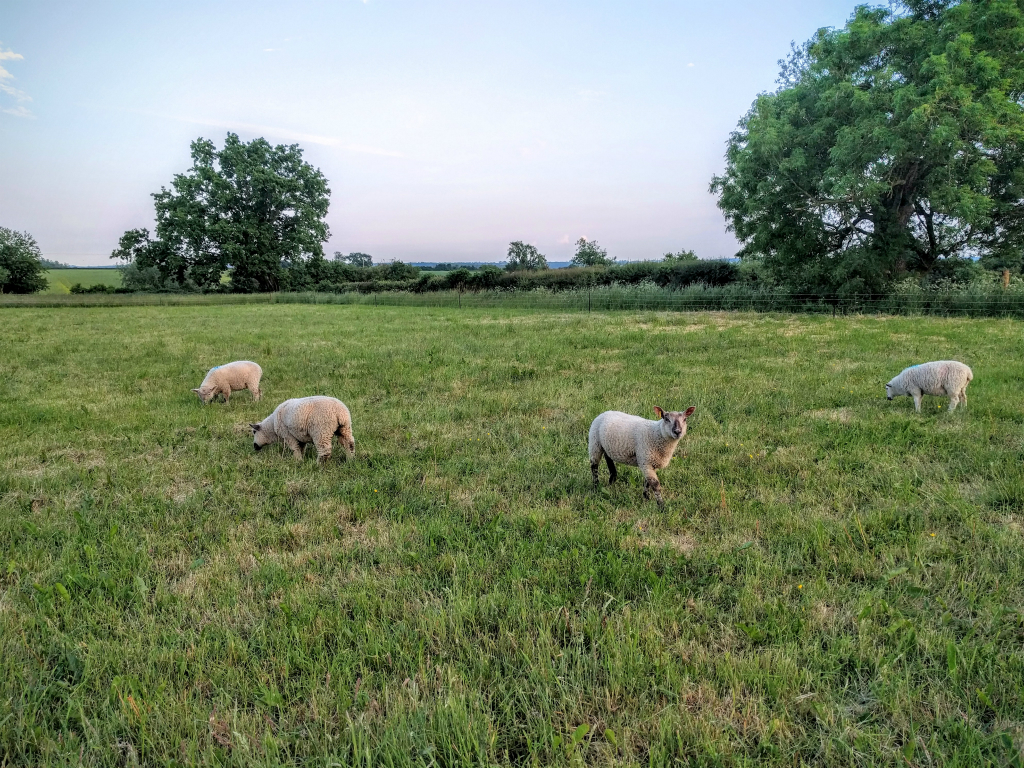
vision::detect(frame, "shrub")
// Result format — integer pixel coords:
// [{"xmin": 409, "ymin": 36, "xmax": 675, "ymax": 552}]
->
[
  {"xmin": 654, "ymin": 260, "xmax": 739, "ymax": 288},
  {"xmin": 921, "ymin": 258, "xmax": 985, "ymax": 287},
  {"xmin": 69, "ymin": 283, "xmax": 118, "ymax": 294}
]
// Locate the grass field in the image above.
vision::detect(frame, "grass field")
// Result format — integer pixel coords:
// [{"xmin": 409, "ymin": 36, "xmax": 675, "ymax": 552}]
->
[
  {"xmin": 1, "ymin": 305, "xmax": 1022, "ymax": 766},
  {"xmin": 43, "ymin": 269, "xmax": 123, "ymax": 294}
]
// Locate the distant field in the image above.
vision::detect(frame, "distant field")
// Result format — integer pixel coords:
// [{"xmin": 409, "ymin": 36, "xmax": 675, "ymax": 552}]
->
[
  {"xmin": 1, "ymin": 305, "xmax": 1023, "ymax": 765},
  {"xmin": 43, "ymin": 268, "xmax": 122, "ymax": 294}
]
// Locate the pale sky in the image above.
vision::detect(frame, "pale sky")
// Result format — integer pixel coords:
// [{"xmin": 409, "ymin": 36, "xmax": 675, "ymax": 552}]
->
[{"xmin": 1, "ymin": 0, "xmax": 857, "ymax": 265}]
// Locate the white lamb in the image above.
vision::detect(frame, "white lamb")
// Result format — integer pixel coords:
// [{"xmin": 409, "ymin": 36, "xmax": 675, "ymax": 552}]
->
[
  {"xmin": 885, "ymin": 360, "xmax": 973, "ymax": 413},
  {"xmin": 589, "ymin": 405, "xmax": 696, "ymax": 508},
  {"xmin": 192, "ymin": 361, "xmax": 262, "ymax": 404},
  {"xmin": 250, "ymin": 396, "xmax": 355, "ymax": 463}
]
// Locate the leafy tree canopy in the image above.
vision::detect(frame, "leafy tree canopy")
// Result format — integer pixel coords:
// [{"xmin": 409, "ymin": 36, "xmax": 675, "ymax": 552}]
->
[
  {"xmin": 505, "ymin": 241, "xmax": 549, "ymax": 272},
  {"xmin": 663, "ymin": 249, "xmax": 699, "ymax": 263},
  {"xmin": 570, "ymin": 238, "xmax": 614, "ymax": 267},
  {"xmin": 712, "ymin": 0, "xmax": 1024, "ymax": 293},
  {"xmin": 112, "ymin": 133, "xmax": 331, "ymax": 292},
  {"xmin": 0, "ymin": 227, "xmax": 48, "ymax": 294},
  {"xmin": 334, "ymin": 252, "xmax": 373, "ymax": 267}
]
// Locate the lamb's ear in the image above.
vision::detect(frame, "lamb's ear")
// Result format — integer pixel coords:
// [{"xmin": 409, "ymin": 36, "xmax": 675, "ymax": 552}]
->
[
  {"xmin": 654, "ymin": 406, "xmax": 665, "ymax": 419},
  {"xmin": 249, "ymin": 423, "xmax": 261, "ymax": 432},
  {"xmin": 683, "ymin": 406, "xmax": 696, "ymax": 419},
  {"xmin": 191, "ymin": 388, "xmax": 201, "ymax": 394}
]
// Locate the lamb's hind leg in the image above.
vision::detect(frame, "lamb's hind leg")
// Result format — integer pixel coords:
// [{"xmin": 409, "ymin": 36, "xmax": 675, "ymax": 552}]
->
[
  {"xmin": 336, "ymin": 424, "xmax": 354, "ymax": 459},
  {"xmin": 250, "ymin": 382, "xmax": 261, "ymax": 402},
  {"xmin": 604, "ymin": 454, "xmax": 618, "ymax": 485},
  {"xmin": 590, "ymin": 444, "xmax": 604, "ymax": 487},
  {"xmin": 315, "ymin": 440, "xmax": 332, "ymax": 464}
]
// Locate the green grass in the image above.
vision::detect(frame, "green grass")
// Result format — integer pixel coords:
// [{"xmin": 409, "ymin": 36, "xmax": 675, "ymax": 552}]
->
[
  {"xmin": 1, "ymin": 305, "xmax": 1023, "ymax": 766},
  {"xmin": 43, "ymin": 269, "xmax": 123, "ymax": 294}
]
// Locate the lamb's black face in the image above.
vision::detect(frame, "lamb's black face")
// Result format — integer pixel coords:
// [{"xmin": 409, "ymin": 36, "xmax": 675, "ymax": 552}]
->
[
  {"xmin": 250, "ymin": 422, "xmax": 270, "ymax": 451},
  {"xmin": 885, "ymin": 384, "xmax": 893, "ymax": 400}
]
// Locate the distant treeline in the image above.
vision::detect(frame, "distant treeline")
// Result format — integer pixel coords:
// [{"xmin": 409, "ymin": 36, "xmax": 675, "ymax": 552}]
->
[{"xmin": 272, "ymin": 258, "xmax": 741, "ymax": 294}]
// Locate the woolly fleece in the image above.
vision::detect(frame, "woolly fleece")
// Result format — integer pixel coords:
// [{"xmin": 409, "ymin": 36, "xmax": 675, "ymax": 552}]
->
[
  {"xmin": 589, "ymin": 406, "xmax": 695, "ymax": 507},
  {"xmin": 193, "ymin": 361, "xmax": 262, "ymax": 404},
  {"xmin": 886, "ymin": 360, "xmax": 973, "ymax": 413},
  {"xmin": 251, "ymin": 396, "xmax": 354, "ymax": 463}
]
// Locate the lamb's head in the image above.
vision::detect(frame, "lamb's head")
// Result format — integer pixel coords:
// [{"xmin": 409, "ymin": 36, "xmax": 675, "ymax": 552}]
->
[
  {"xmin": 250, "ymin": 421, "xmax": 274, "ymax": 451},
  {"xmin": 192, "ymin": 386, "xmax": 216, "ymax": 404},
  {"xmin": 654, "ymin": 405, "xmax": 696, "ymax": 440},
  {"xmin": 885, "ymin": 376, "xmax": 902, "ymax": 400}
]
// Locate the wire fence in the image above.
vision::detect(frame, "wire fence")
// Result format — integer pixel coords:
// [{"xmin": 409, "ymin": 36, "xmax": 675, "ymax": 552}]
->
[
  {"xmin": 4, "ymin": 285, "xmax": 1024, "ymax": 317},
  {"xmin": 0, "ymin": 293, "xmax": 275, "ymax": 309}
]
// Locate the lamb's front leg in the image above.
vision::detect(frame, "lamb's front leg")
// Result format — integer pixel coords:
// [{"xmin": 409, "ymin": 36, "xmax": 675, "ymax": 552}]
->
[
  {"xmin": 912, "ymin": 391, "xmax": 923, "ymax": 413},
  {"xmin": 641, "ymin": 466, "xmax": 664, "ymax": 509},
  {"xmin": 283, "ymin": 436, "xmax": 303, "ymax": 460}
]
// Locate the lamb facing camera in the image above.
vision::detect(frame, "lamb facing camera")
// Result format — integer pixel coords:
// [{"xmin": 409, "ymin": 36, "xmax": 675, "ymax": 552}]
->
[{"xmin": 589, "ymin": 405, "xmax": 696, "ymax": 508}]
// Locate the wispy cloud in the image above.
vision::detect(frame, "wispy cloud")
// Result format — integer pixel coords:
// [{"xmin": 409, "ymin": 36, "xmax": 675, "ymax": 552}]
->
[
  {"xmin": 0, "ymin": 45, "xmax": 32, "ymax": 118},
  {"xmin": 2, "ymin": 105, "xmax": 32, "ymax": 118},
  {"xmin": 157, "ymin": 113, "xmax": 404, "ymax": 157}
]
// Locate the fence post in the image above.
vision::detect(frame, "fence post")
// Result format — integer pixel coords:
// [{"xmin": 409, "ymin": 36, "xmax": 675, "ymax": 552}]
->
[
  {"xmin": 1003, "ymin": 269, "xmax": 1011, "ymax": 289},
  {"xmin": 588, "ymin": 287, "xmax": 592, "ymax": 313}
]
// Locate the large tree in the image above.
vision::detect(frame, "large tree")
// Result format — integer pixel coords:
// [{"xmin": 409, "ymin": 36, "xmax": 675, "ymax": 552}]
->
[
  {"xmin": 505, "ymin": 241, "xmax": 549, "ymax": 272},
  {"xmin": 0, "ymin": 227, "xmax": 48, "ymax": 294},
  {"xmin": 113, "ymin": 133, "xmax": 331, "ymax": 292},
  {"xmin": 570, "ymin": 238, "xmax": 614, "ymax": 267},
  {"xmin": 711, "ymin": 0, "xmax": 1024, "ymax": 293}
]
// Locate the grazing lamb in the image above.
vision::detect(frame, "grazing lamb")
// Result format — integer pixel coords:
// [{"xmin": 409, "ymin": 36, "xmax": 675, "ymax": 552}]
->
[
  {"xmin": 192, "ymin": 361, "xmax": 262, "ymax": 404},
  {"xmin": 250, "ymin": 396, "xmax": 354, "ymax": 463},
  {"xmin": 589, "ymin": 405, "xmax": 696, "ymax": 508},
  {"xmin": 885, "ymin": 360, "xmax": 973, "ymax": 413}
]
